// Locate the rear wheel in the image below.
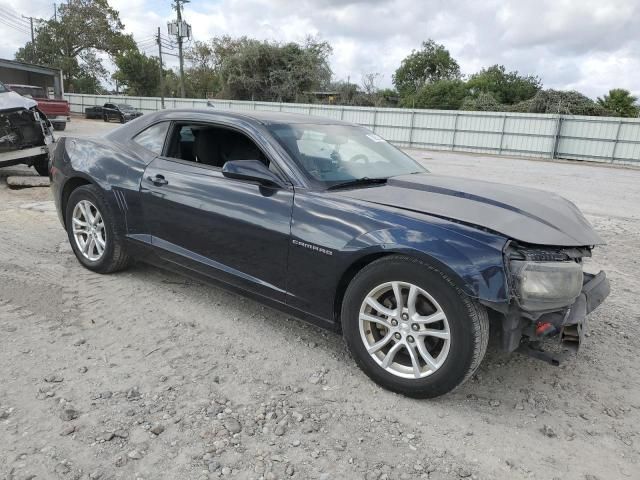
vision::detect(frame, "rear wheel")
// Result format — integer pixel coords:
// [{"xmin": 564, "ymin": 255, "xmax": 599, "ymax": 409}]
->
[
  {"xmin": 53, "ymin": 122, "xmax": 66, "ymax": 131},
  {"xmin": 342, "ymin": 255, "xmax": 489, "ymax": 398},
  {"xmin": 103, "ymin": 114, "xmax": 109, "ymax": 122},
  {"xmin": 65, "ymin": 185, "xmax": 131, "ymax": 273}
]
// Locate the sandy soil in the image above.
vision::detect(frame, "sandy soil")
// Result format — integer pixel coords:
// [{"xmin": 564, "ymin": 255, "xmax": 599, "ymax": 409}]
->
[{"xmin": 0, "ymin": 119, "xmax": 638, "ymax": 480}]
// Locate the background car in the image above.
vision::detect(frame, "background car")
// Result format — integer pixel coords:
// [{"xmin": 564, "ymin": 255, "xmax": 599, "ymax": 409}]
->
[
  {"xmin": 84, "ymin": 105, "xmax": 104, "ymax": 120},
  {"xmin": 101, "ymin": 103, "xmax": 143, "ymax": 123},
  {"xmin": 6, "ymin": 83, "xmax": 70, "ymax": 131},
  {"xmin": 50, "ymin": 109, "xmax": 609, "ymax": 398}
]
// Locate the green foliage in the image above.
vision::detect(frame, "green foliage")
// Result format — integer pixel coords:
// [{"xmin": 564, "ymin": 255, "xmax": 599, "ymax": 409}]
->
[
  {"xmin": 393, "ymin": 40, "xmax": 461, "ymax": 96},
  {"xmin": 14, "ymin": 0, "xmax": 134, "ymax": 92},
  {"xmin": 215, "ymin": 36, "xmax": 332, "ymax": 102},
  {"xmin": 510, "ymin": 89, "xmax": 610, "ymax": 116},
  {"xmin": 184, "ymin": 41, "xmax": 222, "ymax": 98},
  {"xmin": 461, "ymin": 93, "xmax": 502, "ymax": 112},
  {"xmin": 182, "ymin": 36, "xmax": 332, "ymax": 102},
  {"xmin": 113, "ymin": 50, "xmax": 162, "ymax": 97},
  {"xmin": 466, "ymin": 65, "xmax": 541, "ymax": 105},
  {"xmin": 73, "ymin": 73, "xmax": 108, "ymax": 95},
  {"xmin": 405, "ymin": 80, "xmax": 469, "ymax": 110},
  {"xmin": 597, "ymin": 89, "xmax": 639, "ymax": 117}
]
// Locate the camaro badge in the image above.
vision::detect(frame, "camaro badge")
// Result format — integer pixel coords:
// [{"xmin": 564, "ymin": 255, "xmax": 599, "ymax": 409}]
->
[{"xmin": 292, "ymin": 239, "xmax": 333, "ymax": 256}]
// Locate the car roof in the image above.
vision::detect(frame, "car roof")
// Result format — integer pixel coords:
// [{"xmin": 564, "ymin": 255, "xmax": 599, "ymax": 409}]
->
[{"xmin": 156, "ymin": 108, "xmax": 356, "ymax": 127}]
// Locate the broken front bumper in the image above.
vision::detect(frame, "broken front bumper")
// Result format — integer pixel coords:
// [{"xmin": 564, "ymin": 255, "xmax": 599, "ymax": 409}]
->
[
  {"xmin": 560, "ymin": 271, "xmax": 610, "ymax": 348},
  {"xmin": 513, "ymin": 271, "xmax": 610, "ymax": 365}
]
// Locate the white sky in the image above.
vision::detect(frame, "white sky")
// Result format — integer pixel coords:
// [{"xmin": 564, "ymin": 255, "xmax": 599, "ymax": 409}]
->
[{"xmin": 1, "ymin": 0, "xmax": 638, "ymax": 98}]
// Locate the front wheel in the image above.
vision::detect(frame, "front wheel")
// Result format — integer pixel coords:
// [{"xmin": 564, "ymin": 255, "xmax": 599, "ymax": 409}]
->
[
  {"xmin": 65, "ymin": 185, "xmax": 131, "ymax": 273},
  {"xmin": 103, "ymin": 114, "xmax": 109, "ymax": 122},
  {"xmin": 341, "ymin": 255, "xmax": 489, "ymax": 398}
]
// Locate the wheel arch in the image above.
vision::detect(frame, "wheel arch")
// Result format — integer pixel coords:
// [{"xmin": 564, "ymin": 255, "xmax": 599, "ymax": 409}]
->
[
  {"xmin": 60, "ymin": 176, "xmax": 94, "ymax": 228},
  {"xmin": 333, "ymin": 249, "xmax": 475, "ymax": 328}
]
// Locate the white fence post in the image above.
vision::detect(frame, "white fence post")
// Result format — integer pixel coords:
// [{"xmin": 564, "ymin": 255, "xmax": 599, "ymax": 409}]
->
[
  {"xmin": 552, "ymin": 116, "xmax": 563, "ymax": 159},
  {"xmin": 451, "ymin": 113, "xmax": 459, "ymax": 150},
  {"xmin": 498, "ymin": 114, "xmax": 507, "ymax": 155},
  {"xmin": 408, "ymin": 110, "xmax": 416, "ymax": 147},
  {"xmin": 611, "ymin": 119, "xmax": 623, "ymax": 163}
]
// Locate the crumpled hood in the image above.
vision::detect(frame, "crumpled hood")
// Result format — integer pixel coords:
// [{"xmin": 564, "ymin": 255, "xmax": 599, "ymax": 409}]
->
[
  {"xmin": 335, "ymin": 173, "xmax": 603, "ymax": 246},
  {"xmin": 0, "ymin": 90, "xmax": 37, "ymax": 111}
]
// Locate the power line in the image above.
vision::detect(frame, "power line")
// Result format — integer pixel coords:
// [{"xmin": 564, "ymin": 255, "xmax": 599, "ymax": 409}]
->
[
  {"xmin": 0, "ymin": 17, "xmax": 30, "ymax": 35},
  {"xmin": 0, "ymin": 12, "xmax": 31, "ymax": 28},
  {"xmin": 0, "ymin": 6, "xmax": 30, "ymax": 24}
]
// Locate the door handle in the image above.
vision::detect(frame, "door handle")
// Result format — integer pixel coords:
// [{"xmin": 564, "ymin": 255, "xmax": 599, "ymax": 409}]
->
[{"xmin": 148, "ymin": 174, "xmax": 168, "ymax": 186}]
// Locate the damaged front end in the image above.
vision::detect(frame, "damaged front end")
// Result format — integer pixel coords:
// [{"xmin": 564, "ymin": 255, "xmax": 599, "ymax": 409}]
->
[
  {"xmin": 0, "ymin": 86, "xmax": 54, "ymax": 175},
  {"xmin": 499, "ymin": 242, "xmax": 610, "ymax": 365}
]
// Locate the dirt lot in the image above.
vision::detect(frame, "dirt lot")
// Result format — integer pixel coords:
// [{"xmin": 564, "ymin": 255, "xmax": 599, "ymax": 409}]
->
[{"xmin": 1, "ymin": 118, "xmax": 639, "ymax": 480}]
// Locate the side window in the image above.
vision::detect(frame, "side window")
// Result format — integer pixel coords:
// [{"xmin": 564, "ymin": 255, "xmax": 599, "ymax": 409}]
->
[
  {"xmin": 165, "ymin": 123, "xmax": 271, "ymax": 171},
  {"xmin": 132, "ymin": 122, "xmax": 170, "ymax": 155}
]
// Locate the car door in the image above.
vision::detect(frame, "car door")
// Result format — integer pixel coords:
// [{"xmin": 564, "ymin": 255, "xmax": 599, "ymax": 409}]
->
[
  {"xmin": 103, "ymin": 103, "xmax": 115, "ymax": 120},
  {"xmin": 139, "ymin": 121, "xmax": 294, "ymax": 302}
]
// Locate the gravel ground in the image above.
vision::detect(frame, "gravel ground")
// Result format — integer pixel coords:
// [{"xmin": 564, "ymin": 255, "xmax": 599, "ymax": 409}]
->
[{"xmin": 0, "ymin": 118, "xmax": 639, "ymax": 480}]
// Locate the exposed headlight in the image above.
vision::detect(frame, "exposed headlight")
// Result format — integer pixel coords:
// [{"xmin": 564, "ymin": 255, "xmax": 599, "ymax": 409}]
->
[{"xmin": 511, "ymin": 261, "xmax": 583, "ymax": 311}]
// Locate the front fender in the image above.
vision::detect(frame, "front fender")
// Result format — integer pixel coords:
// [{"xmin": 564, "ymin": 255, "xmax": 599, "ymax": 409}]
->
[{"xmin": 344, "ymin": 224, "xmax": 509, "ymax": 303}]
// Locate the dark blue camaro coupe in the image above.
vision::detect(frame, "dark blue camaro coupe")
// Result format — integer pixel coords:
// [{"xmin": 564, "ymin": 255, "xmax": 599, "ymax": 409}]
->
[{"xmin": 50, "ymin": 110, "xmax": 609, "ymax": 397}]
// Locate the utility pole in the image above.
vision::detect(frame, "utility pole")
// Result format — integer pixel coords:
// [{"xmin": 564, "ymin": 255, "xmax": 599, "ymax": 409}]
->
[
  {"xmin": 169, "ymin": 0, "xmax": 190, "ymax": 98},
  {"xmin": 22, "ymin": 15, "xmax": 34, "ymax": 42},
  {"xmin": 53, "ymin": 3, "xmax": 57, "ymax": 21},
  {"xmin": 157, "ymin": 27, "xmax": 165, "ymax": 109}
]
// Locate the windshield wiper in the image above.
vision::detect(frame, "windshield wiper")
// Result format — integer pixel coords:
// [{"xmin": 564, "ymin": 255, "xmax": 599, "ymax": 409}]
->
[{"xmin": 326, "ymin": 177, "xmax": 388, "ymax": 191}]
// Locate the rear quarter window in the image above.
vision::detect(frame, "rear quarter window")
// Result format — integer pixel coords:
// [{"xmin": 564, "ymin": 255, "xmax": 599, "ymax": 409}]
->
[{"xmin": 132, "ymin": 122, "xmax": 170, "ymax": 155}]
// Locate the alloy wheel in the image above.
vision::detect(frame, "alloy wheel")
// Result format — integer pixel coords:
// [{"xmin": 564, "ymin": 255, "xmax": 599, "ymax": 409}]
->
[
  {"xmin": 359, "ymin": 281, "xmax": 451, "ymax": 379},
  {"xmin": 72, "ymin": 200, "xmax": 107, "ymax": 262}
]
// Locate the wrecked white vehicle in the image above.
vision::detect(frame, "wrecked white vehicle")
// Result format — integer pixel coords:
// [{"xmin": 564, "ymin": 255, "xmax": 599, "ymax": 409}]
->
[{"xmin": 0, "ymin": 81, "xmax": 54, "ymax": 176}]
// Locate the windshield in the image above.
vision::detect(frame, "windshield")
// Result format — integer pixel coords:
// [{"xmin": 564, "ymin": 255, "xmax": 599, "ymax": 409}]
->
[
  {"xmin": 268, "ymin": 123, "xmax": 424, "ymax": 188},
  {"xmin": 118, "ymin": 104, "xmax": 134, "ymax": 110},
  {"xmin": 9, "ymin": 85, "xmax": 46, "ymax": 98}
]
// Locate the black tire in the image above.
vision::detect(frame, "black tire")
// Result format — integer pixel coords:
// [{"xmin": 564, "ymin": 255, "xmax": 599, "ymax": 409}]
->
[
  {"xmin": 53, "ymin": 122, "xmax": 66, "ymax": 131},
  {"xmin": 103, "ymin": 114, "xmax": 109, "ymax": 122},
  {"xmin": 341, "ymin": 255, "xmax": 489, "ymax": 398},
  {"xmin": 65, "ymin": 184, "xmax": 131, "ymax": 274},
  {"xmin": 32, "ymin": 155, "xmax": 49, "ymax": 176},
  {"xmin": 119, "ymin": 115, "xmax": 126, "ymax": 124}
]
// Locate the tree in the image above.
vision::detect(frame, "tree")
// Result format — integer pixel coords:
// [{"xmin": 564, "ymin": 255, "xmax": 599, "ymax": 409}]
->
[
  {"xmin": 14, "ymin": 0, "xmax": 135, "ymax": 92},
  {"xmin": 466, "ymin": 65, "xmax": 541, "ymax": 105},
  {"xmin": 113, "ymin": 50, "xmax": 162, "ymax": 96},
  {"xmin": 392, "ymin": 40, "xmax": 461, "ymax": 97},
  {"xmin": 184, "ymin": 41, "xmax": 222, "ymax": 98},
  {"xmin": 217, "ymin": 36, "xmax": 332, "ymax": 102},
  {"xmin": 361, "ymin": 73, "xmax": 381, "ymax": 96},
  {"xmin": 405, "ymin": 79, "xmax": 469, "ymax": 110},
  {"xmin": 597, "ymin": 89, "xmax": 639, "ymax": 117},
  {"xmin": 461, "ymin": 93, "xmax": 502, "ymax": 112},
  {"xmin": 510, "ymin": 89, "xmax": 610, "ymax": 116}
]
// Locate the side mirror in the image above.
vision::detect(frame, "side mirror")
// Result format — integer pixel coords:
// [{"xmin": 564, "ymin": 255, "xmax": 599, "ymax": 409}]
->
[{"xmin": 222, "ymin": 160, "xmax": 284, "ymax": 188}]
